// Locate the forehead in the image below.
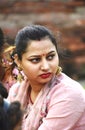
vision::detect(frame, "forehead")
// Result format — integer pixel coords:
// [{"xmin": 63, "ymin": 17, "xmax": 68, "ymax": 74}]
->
[{"xmin": 25, "ymin": 38, "xmax": 56, "ymax": 55}]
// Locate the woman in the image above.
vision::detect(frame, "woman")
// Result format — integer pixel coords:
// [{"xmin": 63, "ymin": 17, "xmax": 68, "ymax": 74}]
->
[
  {"xmin": 7, "ymin": 25, "xmax": 85, "ymax": 130},
  {"xmin": 0, "ymin": 28, "xmax": 17, "ymax": 92},
  {"xmin": 0, "ymin": 28, "xmax": 22, "ymax": 130},
  {"xmin": 1, "ymin": 46, "xmax": 19, "ymax": 92}
]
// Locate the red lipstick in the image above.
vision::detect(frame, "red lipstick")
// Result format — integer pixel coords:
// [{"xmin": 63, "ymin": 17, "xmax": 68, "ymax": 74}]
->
[{"xmin": 40, "ymin": 73, "xmax": 51, "ymax": 79}]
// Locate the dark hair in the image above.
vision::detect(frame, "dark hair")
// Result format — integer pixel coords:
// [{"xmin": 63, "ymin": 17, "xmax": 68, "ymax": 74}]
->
[
  {"xmin": 0, "ymin": 82, "xmax": 8, "ymax": 98},
  {"xmin": 15, "ymin": 25, "xmax": 58, "ymax": 60},
  {"xmin": 0, "ymin": 95, "xmax": 22, "ymax": 130},
  {"xmin": 0, "ymin": 28, "xmax": 4, "ymax": 50}
]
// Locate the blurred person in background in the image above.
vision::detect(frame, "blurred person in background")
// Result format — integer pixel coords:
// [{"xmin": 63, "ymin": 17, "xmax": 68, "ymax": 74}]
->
[
  {"xmin": 0, "ymin": 28, "xmax": 23, "ymax": 130},
  {"xmin": 0, "ymin": 28, "xmax": 19, "ymax": 92}
]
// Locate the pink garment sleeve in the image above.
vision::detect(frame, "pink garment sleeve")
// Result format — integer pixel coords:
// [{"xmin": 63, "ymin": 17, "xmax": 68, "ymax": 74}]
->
[
  {"xmin": 7, "ymin": 81, "xmax": 20, "ymax": 102},
  {"xmin": 38, "ymin": 83, "xmax": 85, "ymax": 130},
  {"xmin": 7, "ymin": 78, "xmax": 29, "ymax": 108}
]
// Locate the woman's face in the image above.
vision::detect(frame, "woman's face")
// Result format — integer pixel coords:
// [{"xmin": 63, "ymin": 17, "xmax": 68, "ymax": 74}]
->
[{"xmin": 18, "ymin": 38, "xmax": 59, "ymax": 85}]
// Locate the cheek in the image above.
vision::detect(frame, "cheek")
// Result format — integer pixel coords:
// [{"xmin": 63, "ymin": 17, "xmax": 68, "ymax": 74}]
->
[
  {"xmin": 53, "ymin": 56, "xmax": 59, "ymax": 66},
  {"xmin": 52, "ymin": 57, "xmax": 59, "ymax": 71},
  {"xmin": 22, "ymin": 65, "xmax": 37, "ymax": 78},
  {"xmin": 52, "ymin": 62, "xmax": 58, "ymax": 71}
]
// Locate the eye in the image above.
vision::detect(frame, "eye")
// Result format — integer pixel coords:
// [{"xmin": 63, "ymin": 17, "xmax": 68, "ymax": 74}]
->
[
  {"xmin": 29, "ymin": 58, "xmax": 41, "ymax": 63},
  {"xmin": 46, "ymin": 54, "xmax": 55, "ymax": 60}
]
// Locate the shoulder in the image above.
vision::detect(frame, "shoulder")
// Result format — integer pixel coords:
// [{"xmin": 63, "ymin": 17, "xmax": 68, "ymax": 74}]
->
[
  {"xmin": 52, "ymin": 72, "xmax": 84, "ymax": 93},
  {"xmin": 7, "ymin": 81, "xmax": 20, "ymax": 102},
  {"xmin": 48, "ymin": 73, "xmax": 85, "ymax": 107},
  {"xmin": 9, "ymin": 81, "xmax": 20, "ymax": 93}
]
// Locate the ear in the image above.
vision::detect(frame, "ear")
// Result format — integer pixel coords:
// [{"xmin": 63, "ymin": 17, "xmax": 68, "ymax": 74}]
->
[{"xmin": 14, "ymin": 54, "xmax": 21, "ymax": 67}]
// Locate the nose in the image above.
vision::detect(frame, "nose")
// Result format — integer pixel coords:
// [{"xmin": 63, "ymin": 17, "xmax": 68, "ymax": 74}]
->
[{"xmin": 41, "ymin": 59, "xmax": 49, "ymax": 71}]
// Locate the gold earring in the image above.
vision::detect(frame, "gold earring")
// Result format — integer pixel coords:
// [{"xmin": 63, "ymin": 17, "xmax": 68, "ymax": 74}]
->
[
  {"xmin": 18, "ymin": 65, "xmax": 22, "ymax": 71},
  {"xmin": 17, "ymin": 66, "xmax": 24, "ymax": 82},
  {"xmin": 56, "ymin": 66, "xmax": 62, "ymax": 75}
]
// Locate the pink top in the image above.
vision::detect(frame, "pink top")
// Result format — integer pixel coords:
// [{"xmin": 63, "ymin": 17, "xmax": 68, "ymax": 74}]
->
[{"xmin": 7, "ymin": 73, "xmax": 85, "ymax": 130}]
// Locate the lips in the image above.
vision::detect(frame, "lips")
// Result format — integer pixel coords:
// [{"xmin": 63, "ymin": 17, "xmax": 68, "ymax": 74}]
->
[{"xmin": 40, "ymin": 73, "xmax": 51, "ymax": 79}]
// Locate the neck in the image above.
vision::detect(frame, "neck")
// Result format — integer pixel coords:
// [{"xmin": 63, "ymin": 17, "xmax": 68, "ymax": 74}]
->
[{"xmin": 30, "ymin": 83, "xmax": 46, "ymax": 103}]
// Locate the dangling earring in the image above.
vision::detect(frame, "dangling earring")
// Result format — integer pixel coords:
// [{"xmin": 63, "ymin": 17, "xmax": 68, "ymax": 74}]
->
[
  {"xmin": 56, "ymin": 66, "xmax": 62, "ymax": 75},
  {"xmin": 17, "ymin": 66, "xmax": 24, "ymax": 82}
]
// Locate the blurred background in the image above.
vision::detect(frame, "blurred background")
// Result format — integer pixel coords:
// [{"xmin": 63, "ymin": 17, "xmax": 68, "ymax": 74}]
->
[{"xmin": 0, "ymin": 0, "xmax": 85, "ymax": 85}]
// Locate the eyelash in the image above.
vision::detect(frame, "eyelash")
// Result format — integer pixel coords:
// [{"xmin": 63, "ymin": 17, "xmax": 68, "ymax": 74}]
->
[
  {"xmin": 29, "ymin": 54, "xmax": 55, "ymax": 63},
  {"xmin": 47, "ymin": 54, "xmax": 55, "ymax": 60},
  {"xmin": 30, "ymin": 58, "xmax": 40, "ymax": 63}
]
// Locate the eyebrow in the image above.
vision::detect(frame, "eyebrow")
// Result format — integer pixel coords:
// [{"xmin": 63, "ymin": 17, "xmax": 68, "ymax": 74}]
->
[{"xmin": 29, "ymin": 51, "xmax": 56, "ymax": 58}]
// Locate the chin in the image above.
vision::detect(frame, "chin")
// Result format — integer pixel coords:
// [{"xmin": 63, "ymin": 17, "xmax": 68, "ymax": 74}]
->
[{"xmin": 39, "ymin": 78, "xmax": 52, "ymax": 84}]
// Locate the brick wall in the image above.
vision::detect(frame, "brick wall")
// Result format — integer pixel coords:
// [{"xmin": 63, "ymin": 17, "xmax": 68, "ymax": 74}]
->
[{"xmin": 0, "ymin": 0, "xmax": 85, "ymax": 79}]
